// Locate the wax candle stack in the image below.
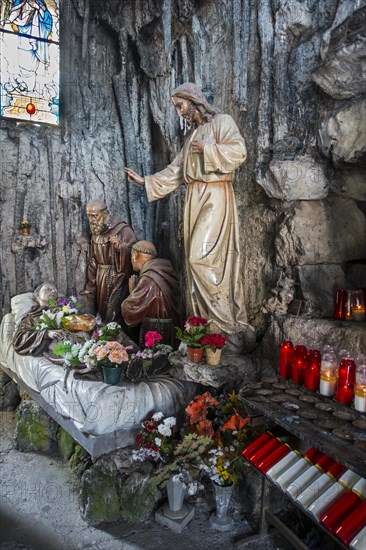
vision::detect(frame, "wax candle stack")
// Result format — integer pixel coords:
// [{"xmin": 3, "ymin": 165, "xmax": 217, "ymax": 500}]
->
[
  {"xmin": 242, "ymin": 435, "xmax": 366, "ymax": 547},
  {"xmin": 278, "ymin": 341, "xmax": 366, "ymax": 412}
]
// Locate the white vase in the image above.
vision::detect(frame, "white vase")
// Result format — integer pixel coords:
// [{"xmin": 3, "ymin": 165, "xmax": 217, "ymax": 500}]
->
[
  {"xmin": 163, "ymin": 477, "xmax": 188, "ymax": 520},
  {"xmin": 209, "ymin": 482, "xmax": 234, "ymax": 531}
]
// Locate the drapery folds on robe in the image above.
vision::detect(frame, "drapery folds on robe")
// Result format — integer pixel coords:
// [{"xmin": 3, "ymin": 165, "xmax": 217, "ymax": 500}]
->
[
  {"xmin": 121, "ymin": 258, "xmax": 181, "ymax": 327},
  {"xmin": 13, "ymin": 305, "xmax": 53, "ymax": 355},
  {"xmin": 84, "ymin": 216, "xmax": 137, "ymax": 323},
  {"xmin": 145, "ymin": 113, "xmax": 250, "ymax": 334}
]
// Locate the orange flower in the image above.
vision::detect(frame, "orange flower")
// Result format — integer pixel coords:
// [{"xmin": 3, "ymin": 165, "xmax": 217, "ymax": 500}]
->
[{"xmin": 221, "ymin": 411, "xmax": 250, "ymax": 431}]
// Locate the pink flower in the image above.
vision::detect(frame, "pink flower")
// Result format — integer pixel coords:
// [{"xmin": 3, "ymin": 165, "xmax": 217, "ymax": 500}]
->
[{"xmin": 144, "ymin": 331, "xmax": 163, "ymax": 348}]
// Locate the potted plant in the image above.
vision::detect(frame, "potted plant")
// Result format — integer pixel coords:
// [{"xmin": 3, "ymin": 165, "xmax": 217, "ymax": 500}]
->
[
  {"xmin": 128, "ymin": 331, "xmax": 173, "ymax": 380},
  {"xmin": 19, "ymin": 220, "xmax": 31, "ymax": 236},
  {"xmin": 176, "ymin": 315, "xmax": 209, "ymax": 363},
  {"xmin": 88, "ymin": 340, "xmax": 129, "ymax": 384},
  {"xmin": 199, "ymin": 333, "xmax": 228, "ymax": 365},
  {"xmin": 54, "ymin": 334, "xmax": 130, "ymax": 385}
]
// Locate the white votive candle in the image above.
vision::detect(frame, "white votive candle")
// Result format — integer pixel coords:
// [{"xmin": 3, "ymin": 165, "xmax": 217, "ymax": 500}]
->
[
  {"xmin": 352, "ymin": 308, "xmax": 365, "ymax": 322},
  {"xmin": 319, "ymin": 377, "xmax": 337, "ymax": 397},
  {"xmin": 354, "ymin": 393, "xmax": 366, "ymax": 413}
]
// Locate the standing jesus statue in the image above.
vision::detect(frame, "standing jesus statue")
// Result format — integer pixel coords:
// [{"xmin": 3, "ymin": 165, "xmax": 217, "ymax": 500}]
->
[{"xmin": 125, "ymin": 82, "xmax": 253, "ymax": 342}]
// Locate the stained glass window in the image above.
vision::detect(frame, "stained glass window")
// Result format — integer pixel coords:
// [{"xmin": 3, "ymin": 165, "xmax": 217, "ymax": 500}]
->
[{"xmin": 0, "ymin": 0, "xmax": 59, "ymax": 125}]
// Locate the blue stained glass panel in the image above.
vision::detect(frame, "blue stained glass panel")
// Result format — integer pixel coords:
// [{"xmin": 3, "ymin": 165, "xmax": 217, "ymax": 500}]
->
[{"xmin": 0, "ymin": 1, "xmax": 60, "ymax": 125}]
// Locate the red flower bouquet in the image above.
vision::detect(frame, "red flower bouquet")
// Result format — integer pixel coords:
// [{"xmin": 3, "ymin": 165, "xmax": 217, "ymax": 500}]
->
[{"xmin": 199, "ymin": 333, "xmax": 228, "ymax": 352}]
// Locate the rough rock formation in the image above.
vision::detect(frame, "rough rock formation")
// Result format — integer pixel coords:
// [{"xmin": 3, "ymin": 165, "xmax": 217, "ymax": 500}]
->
[{"xmin": 0, "ymin": 0, "xmax": 365, "ymax": 349}]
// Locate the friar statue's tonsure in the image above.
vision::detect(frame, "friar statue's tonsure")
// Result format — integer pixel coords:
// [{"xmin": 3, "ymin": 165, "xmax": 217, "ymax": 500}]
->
[{"xmin": 125, "ymin": 83, "xmax": 253, "ymax": 343}]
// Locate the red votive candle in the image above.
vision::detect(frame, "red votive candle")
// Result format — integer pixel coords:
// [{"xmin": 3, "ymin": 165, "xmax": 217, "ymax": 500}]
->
[
  {"xmin": 327, "ymin": 461, "xmax": 347, "ymax": 481},
  {"xmin": 304, "ymin": 447, "xmax": 324, "ymax": 465},
  {"xmin": 292, "ymin": 360, "xmax": 306, "ymax": 384},
  {"xmin": 305, "ymin": 349, "xmax": 321, "ymax": 390},
  {"xmin": 256, "ymin": 443, "xmax": 291, "ymax": 474},
  {"xmin": 242, "ymin": 432, "xmax": 274, "ymax": 459},
  {"xmin": 249, "ymin": 438, "xmax": 283, "ymax": 467},
  {"xmin": 279, "ymin": 341, "xmax": 293, "ymax": 378},
  {"xmin": 333, "ymin": 289, "xmax": 347, "ymax": 320},
  {"xmin": 336, "ymin": 357, "xmax": 356, "ymax": 404},
  {"xmin": 315, "ymin": 454, "xmax": 337, "ymax": 473},
  {"xmin": 335, "ymin": 500, "xmax": 366, "ymax": 546},
  {"xmin": 320, "ymin": 491, "xmax": 363, "ymax": 534}
]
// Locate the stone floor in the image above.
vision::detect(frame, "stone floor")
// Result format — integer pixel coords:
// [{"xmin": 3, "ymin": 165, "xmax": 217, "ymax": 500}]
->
[{"xmin": 0, "ymin": 412, "xmax": 294, "ymax": 550}]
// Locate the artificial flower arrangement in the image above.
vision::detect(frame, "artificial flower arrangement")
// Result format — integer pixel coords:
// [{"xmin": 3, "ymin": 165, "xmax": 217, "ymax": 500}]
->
[
  {"xmin": 133, "ymin": 331, "xmax": 172, "ymax": 367},
  {"xmin": 176, "ymin": 315, "xmax": 209, "ymax": 348},
  {"xmin": 126, "ymin": 331, "xmax": 173, "ymax": 381},
  {"xmin": 187, "ymin": 390, "xmax": 258, "ymax": 486},
  {"xmin": 132, "ymin": 411, "xmax": 177, "ymax": 464},
  {"xmin": 34, "ymin": 294, "xmax": 82, "ymax": 330},
  {"xmin": 135, "ymin": 390, "xmax": 258, "ymax": 496},
  {"xmin": 52, "ymin": 322, "xmax": 129, "ymax": 369},
  {"xmin": 199, "ymin": 333, "xmax": 228, "ymax": 352},
  {"xmin": 133, "ymin": 410, "xmax": 211, "ymax": 495}
]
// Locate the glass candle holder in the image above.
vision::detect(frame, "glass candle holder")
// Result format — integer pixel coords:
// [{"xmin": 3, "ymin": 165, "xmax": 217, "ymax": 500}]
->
[
  {"xmin": 351, "ymin": 289, "xmax": 366, "ymax": 322},
  {"xmin": 291, "ymin": 344, "xmax": 307, "ymax": 384},
  {"xmin": 320, "ymin": 491, "xmax": 362, "ymax": 534},
  {"xmin": 338, "ymin": 469, "xmax": 361, "ymax": 490},
  {"xmin": 343, "ymin": 290, "xmax": 353, "ymax": 321},
  {"xmin": 296, "ymin": 473, "xmax": 335, "ymax": 509},
  {"xmin": 319, "ymin": 347, "xmax": 338, "ymax": 397},
  {"xmin": 352, "ymin": 478, "xmax": 366, "ymax": 500},
  {"xmin": 305, "ymin": 349, "xmax": 321, "ymax": 391},
  {"xmin": 256, "ymin": 443, "xmax": 291, "ymax": 474},
  {"xmin": 307, "ymin": 482, "xmax": 347, "ymax": 519},
  {"xmin": 279, "ymin": 340, "xmax": 293, "ymax": 378},
  {"xmin": 333, "ymin": 289, "xmax": 347, "ymax": 320},
  {"xmin": 336, "ymin": 501, "xmax": 366, "ymax": 547},
  {"xmin": 249, "ymin": 438, "xmax": 283, "ymax": 467},
  {"xmin": 354, "ymin": 355, "xmax": 366, "ymax": 413},
  {"xmin": 336, "ymin": 354, "xmax": 356, "ymax": 404},
  {"xmin": 274, "ymin": 457, "xmax": 311, "ymax": 490},
  {"xmin": 266, "ymin": 450, "xmax": 301, "ymax": 481},
  {"xmin": 350, "ymin": 523, "xmax": 366, "ymax": 550},
  {"xmin": 242, "ymin": 431, "xmax": 274, "ymax": 460}
]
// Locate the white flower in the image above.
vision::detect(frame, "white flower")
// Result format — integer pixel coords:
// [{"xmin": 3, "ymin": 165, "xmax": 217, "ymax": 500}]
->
[
  {"xmin": 152, "ymin": 412, "xmax": 164, "ymax": 422},
  {"xmin": 157, "ymin": 424, "xmax": 172, "ymax": 437},
  {"xmin": 163, "ymin": 416, "xmax": 176, "ymax": 428},
  {"xmin": 56, "ymin": 311, "xmax": 64, "ymax": 326},
  {"xmin": 155, "ymin": 438, "xmax": 162, "ymax": 447}
]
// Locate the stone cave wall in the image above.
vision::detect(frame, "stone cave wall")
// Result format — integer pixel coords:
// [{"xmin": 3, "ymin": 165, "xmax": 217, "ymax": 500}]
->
[{"xmin": 0, "ymin": 0, "xmax": 365, "ymax": 350}]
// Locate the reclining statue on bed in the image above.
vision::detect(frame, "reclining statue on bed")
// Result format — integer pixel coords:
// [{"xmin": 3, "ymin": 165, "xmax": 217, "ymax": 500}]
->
[{"xmin": 13, "ymin": 283, "xmax": 90, "ymax": 356}]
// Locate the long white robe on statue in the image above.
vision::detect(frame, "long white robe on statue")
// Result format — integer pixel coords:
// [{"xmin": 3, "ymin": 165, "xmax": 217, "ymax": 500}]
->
[{"xmin": 145, "ymin": 113, "xmax": 250, "ymax": 334}]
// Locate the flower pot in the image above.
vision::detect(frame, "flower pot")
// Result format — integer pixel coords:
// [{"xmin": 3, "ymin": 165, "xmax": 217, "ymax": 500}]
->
[
  {"xmin": 21, "ymin": 227, "xmax": 30, "ymax": 236},
  {"xmin": 205, "ymin": 348, "xmax": 222, "ymax": 366},
  {"xmin": 187, "ymin": 347, "xmax": 203, "ymax": 363},
  {"xmin": 209, "ymin": 482, "xmax": 234, "ymax": 531},
  {"xmin": 102, "ymin": 366, "xmax": 123, "ymax": 385}
]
